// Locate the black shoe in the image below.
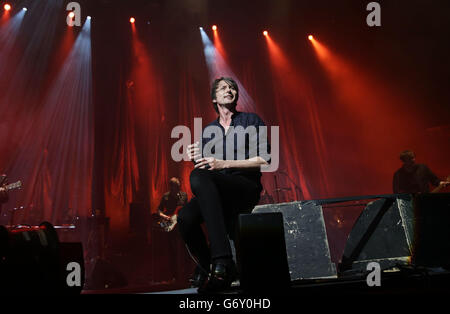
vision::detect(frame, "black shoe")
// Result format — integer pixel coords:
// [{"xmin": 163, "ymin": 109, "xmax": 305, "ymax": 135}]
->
[
  {"xmin": 189, "ymin": 266, "xmax": 208, "ymax": 288},
  {"xmin": 197, "ymin": 260, "xmax": 237, "ymax": 294}
]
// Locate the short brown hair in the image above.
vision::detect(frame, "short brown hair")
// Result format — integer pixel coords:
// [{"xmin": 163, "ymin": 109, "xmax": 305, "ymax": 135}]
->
[{"xmin": 399, "ymin": 150, "xmax": 415, "ymax": 162}]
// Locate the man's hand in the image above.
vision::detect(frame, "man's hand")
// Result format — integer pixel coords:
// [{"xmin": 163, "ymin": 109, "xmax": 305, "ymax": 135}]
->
[
  {"xmin": 187, "ymin": 142, "xmax": 202, "ymax": 163},
  {"xmin": 439, "ymin": 181, "xmax": 450, "ymax": 188},
  {"xmin": 194, "ymin": 157, "xmax": 227, "ymax": 170},
  {"xmin": 166, "ymin": 215, "xmax": 177, "ymax": 232},
  {"xmin": 158, "ymin": 212, "xmax": 171, "ymax": 221}
]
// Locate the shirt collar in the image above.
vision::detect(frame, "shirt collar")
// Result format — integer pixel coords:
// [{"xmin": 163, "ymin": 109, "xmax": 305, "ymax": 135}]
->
[{"xmin": 215, "ymin": 110, "xmax": 241, "ymax": 125}]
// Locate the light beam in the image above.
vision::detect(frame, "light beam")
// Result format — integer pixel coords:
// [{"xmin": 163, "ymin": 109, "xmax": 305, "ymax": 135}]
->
[{"xmin": 199, "ymin": 27, "xmax": 256, "ymax": 112}]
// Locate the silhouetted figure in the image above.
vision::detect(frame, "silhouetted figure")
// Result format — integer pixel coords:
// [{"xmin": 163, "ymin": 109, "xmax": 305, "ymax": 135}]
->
[{"xmin": 393, "ymin": 150, "xmax": 449, "ymax": 193}]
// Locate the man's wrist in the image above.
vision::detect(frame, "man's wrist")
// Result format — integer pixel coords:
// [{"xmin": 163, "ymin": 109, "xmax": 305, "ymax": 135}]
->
[{"xmin": 223, "ymin": 160, "xmax": 234, "ymax": 169}]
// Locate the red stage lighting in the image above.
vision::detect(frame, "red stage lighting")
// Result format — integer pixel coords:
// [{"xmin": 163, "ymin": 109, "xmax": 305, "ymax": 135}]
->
[
  {"xmin": 130, "ymin": 17, "xmax": 135, "ymax": 24},
  {"xmin": 263, "ymin": 30, "xmax": 268, "ymax": 37},
  {"xmin": 212, "ymin": 25, "xmax": 217, "ymax": 31},
  {"xmin": 4, "ymin": 3, "xmax": 12, "ymax": 11},
  {"xmin": 308, "ymin": 35, "xmax": 314, "ymax": 41},
  {"xmin": 68, "ymin": 11, "xmax": 75, "ymax": 19}
]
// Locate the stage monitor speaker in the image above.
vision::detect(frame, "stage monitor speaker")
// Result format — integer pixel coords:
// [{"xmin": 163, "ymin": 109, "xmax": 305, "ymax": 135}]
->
[
  {"xmin": 339, "ymin": 196, "xmax": 413, "ymax": 274},
  {"xmin": 0, "ymin": 222, "xmax": 85, "ymax": 294},
  {"xmin": 339, "ymin": 193, "xmax": 450, "ymax": 274},
  {"xmin": 252, "ymin": 201, "xmax": 337, "ymax": 281},
  {"xmin": 412, "ymin": 193, "xmax": 450, "ymax": 268},
  {"xmin": 237, "ymin": 212, "xmax": 290, "ymax": 291}
]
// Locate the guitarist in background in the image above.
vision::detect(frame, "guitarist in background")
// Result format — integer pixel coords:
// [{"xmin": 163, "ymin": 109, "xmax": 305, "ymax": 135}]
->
[
  {"xmin": 157, "ymin": 177, "xmax": 188, "ymax": 228},
  {"xmin": 393, "ymin": 150, "xmax": 450, "ymax": 194},
  {"xmin": 156, "ymin": 177, "xmax": 188, "ymax": 282}
]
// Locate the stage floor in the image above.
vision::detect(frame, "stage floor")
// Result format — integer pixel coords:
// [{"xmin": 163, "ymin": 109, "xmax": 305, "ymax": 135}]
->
[{"xmin": 82, "ymin": 267, "xmax": 450, "ymax": 295}]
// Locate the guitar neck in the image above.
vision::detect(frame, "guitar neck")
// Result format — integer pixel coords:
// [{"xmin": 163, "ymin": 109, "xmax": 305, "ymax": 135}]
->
[
  {"xmin": 431, "ymin": 176, "xmax": 450, "ymax": 193},
  {"xmin": 3, "ymin": 181, "xmax": 22, "ymax": 191}
]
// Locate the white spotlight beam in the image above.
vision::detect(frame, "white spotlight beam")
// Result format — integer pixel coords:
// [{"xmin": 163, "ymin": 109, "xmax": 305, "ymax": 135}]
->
[
  {"xmin": 199, "ymin": 28, "xmax": 257, "ymax": 113},
  {"xmin": 6, "ymin": 17, "xmax": 93, "ymax": 220},
  {"xmin": 0, "ymin": 9, "xmax": 26, "ymax": 74}
]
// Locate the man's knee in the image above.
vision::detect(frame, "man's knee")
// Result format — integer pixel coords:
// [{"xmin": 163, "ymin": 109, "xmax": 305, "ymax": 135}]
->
[{"xmin": 189, "ymin": 168, "xmax": 211, "ymax": 194}]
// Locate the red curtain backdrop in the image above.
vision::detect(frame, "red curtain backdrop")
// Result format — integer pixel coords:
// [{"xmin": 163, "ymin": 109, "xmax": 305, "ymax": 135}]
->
[
  {"xmin": 1, "ymin": 0, "xmax": 449, "ymax": 287},
  {"xmin": 1, "ymin": 0, "xmax": 449, "ymax": 230}
]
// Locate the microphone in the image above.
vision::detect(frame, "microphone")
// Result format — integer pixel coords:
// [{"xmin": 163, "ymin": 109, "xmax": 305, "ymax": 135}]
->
[{"xmin": 191, "ymin": 159, "xmax": 210, "ymax": 169}]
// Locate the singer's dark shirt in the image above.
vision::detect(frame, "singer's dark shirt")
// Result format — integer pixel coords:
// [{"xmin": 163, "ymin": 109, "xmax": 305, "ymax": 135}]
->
[{"xmin": 201, "ymin": 111, "xmax": 270, "ymax": 191}]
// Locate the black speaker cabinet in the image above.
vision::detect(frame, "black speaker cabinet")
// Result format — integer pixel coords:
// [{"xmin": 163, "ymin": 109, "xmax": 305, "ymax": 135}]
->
[
  {"xmin": 339, "ymin": 196, "xmax": 412, "ymax": 274},
  {"xmin": 340, "ymin": 193, "xmax": 450, "ymax": 274},
  {"xmin": 412, "ymin": 193, "xmax": 450, "ymax": 268},
  {"xmin": 252, "ymin": 201, "xmax": 337, "ymax": 281},
  {"xmin": 0, "ymin": 223, "xmax": 85, "ymax": 294},
  {"xmin": 237, "ymin": 212, "xmax": 290, "ymax": 291}
]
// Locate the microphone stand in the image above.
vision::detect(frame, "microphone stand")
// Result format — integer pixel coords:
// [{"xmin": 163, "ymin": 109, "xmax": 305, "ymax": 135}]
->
[
  {"xmin": 274, "ymin": 175, "xmax": 281, "ymax": 203},
  {"xmin": 279, "ymin": 171, "xmax": 303, "ymax": 201}
]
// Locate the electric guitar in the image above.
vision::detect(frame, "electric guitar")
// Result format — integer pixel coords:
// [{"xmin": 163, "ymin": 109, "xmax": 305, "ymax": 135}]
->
[
  {"xmin": 0, "ymin": 180, "xmax": 22, "ymax": 192},
  {"xmin": 155, "ymin": 214, "xmax": 177, "ymax": 232},
  {"xmin": 431, "ymin": 176, "xmax": 450, "ymax": 193}
]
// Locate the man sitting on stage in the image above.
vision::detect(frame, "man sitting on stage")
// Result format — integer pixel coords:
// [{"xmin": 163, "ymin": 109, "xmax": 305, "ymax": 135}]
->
[
  {"xmin": 177, "ymin": 77, "xmax": 270, "ymax": 293},
  {"xmin": 393, "ymin": 150, "xmax": 450, "ymax": 194}
]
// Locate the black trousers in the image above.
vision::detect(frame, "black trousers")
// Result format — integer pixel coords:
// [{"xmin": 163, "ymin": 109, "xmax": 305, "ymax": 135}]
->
[{"xmin": 177, "ymin": 168, "xmax": 260, "ymax": 270}]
